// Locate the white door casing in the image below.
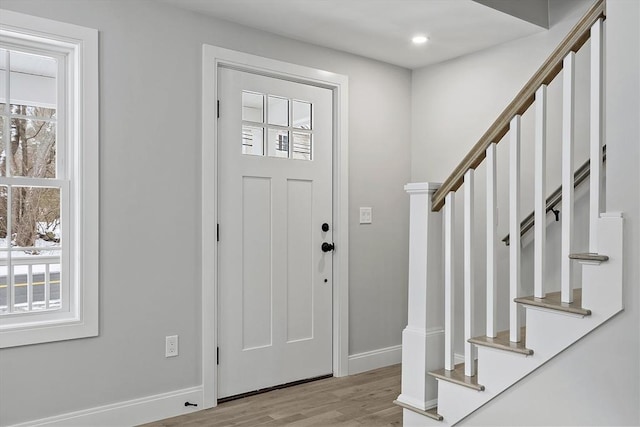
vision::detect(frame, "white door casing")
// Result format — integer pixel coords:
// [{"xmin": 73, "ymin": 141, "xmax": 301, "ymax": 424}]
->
[
  {"xmin": 201, "ymin": 45, "xmax": 349, "ymax": 408},
  {"xmin": 217, "ymin": 68, "xmax": 333, "ymax": 398}
]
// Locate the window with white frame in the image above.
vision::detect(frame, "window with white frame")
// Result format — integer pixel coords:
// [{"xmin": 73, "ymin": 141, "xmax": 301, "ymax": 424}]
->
[{"xmin": 0, "ymin": 10, "xmax": 98, "ymax": 348}]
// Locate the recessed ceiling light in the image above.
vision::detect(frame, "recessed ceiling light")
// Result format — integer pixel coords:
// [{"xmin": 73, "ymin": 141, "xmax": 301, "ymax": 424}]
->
[{"xmin": 412, "ymin": 35, "xmax": 428, "ymax": 45}]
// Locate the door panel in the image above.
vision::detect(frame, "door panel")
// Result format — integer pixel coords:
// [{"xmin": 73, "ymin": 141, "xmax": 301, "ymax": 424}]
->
[
  {"xmin": 218, "ymin": 67, "xmax": 333, "ymax": 398},
  {"xmin": 241, "ymin": 176, "xmax": 272, "ymax": 350},
  {"xmin": 286, "ymin": 179, "xmax": 313, "ymax": 343}
]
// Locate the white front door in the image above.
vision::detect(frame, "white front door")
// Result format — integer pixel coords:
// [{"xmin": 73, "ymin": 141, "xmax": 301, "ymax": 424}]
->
[{"xmin": 217, "ymin": 67, "xmax": 334, "ymax": 398}]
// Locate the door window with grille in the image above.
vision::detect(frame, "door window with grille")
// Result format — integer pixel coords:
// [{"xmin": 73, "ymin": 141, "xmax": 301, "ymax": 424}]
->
[{"xmin": 242, "ymin": 91, "xmax": 313, "ymax": 160}]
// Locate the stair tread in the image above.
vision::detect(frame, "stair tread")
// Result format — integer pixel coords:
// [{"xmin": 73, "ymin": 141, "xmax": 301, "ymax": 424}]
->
[
  {"xmin": 515, "ymin": 289, "xmax": 591, "ymax": 316},
  {"xmin": 425, "ymin": 407, "xmax": 443, "ymax": 421},
  {"xmin": 393, "ymin": 400, "xmax": 443, "ymax": 421},
  {"xmin": 569, "ymin": 252, "xmax": 609, "ymax": 262},
  {"xmin": 428, "ymin": 361, "xmax": 485, "ymax": 391},
  {"xmin": 469, "ymin": 327, "xmax": 533, "ymax": 355}
]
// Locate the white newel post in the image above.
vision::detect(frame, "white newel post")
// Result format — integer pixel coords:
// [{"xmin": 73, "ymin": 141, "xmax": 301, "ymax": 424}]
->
[{"xmin": 397, "ymin": 182, "xmax": 443, "ymax": 411}]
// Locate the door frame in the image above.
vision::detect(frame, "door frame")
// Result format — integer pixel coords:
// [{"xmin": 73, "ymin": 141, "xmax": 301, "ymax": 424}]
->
[{"xmin": 201, "ymin": 45, "xmax": 349, "ymax": 409}]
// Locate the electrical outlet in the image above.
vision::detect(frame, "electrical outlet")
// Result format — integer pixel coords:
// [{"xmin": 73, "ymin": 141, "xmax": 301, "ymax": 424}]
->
[{"xmin": 166, "ymin": 335, "xmax": 178, "ymax": 357}]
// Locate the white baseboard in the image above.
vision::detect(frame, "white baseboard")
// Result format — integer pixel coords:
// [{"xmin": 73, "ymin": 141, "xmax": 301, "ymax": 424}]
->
[
  {"xmin": 9, "ymin": 386, "xmax": 203, "ymax": 427},
  {"xmin": 454, "ymin": 352, "xmax": 465, "ymax": 365},
  {"xmin": 425, "ymin": 398, "xmax": 438, "ymax": 410},
  {"xmin": 348, "ymin": 344, "xmax": 402, "ymax": 375},
  {"xmin": 396, "ymin": 394, "xmax": 439, "ymax": 412},
  {"xmin": 454, "ymin": 352, "xmax": 480, "ymax": 366}
]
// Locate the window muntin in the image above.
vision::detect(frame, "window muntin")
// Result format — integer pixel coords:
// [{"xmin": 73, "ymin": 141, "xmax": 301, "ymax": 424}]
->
[{"xmin": 241, "ymin": 90, "xmax": 313, "ymax": 161}]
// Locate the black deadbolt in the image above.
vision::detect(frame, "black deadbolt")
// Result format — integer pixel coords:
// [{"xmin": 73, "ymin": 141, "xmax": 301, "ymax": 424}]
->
[
  {"xmin": 322, "ymin": 223, "xmax": 330, "ymax": 232},
  {"xmin": 322, "ymin": 242, "xmax": 335, "ymax": 252}
]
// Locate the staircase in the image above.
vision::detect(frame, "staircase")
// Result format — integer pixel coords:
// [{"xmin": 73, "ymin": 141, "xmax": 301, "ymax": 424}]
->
[{"xmin": 395, "ymin": 1, "xmax": 625, "ymax": 425}]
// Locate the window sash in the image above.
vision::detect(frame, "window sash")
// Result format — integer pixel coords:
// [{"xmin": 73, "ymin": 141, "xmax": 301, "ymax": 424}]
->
[
  {"xmin": 0, "ymin": 44, "xmax": 68, "ymax": 181},
  {"xmin": 0, "ymin": 180, "xmax": 69, "ymax": 319}
]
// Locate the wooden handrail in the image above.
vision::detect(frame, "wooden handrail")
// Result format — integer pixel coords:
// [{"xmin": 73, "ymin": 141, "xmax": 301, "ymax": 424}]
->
[
  {"xmin": 431, "ymin": 0, "xmax": 606, "ymax": 212},
  {"xmin": 501, "ymin": 145, "xmax": 606, "ymax": 246}
]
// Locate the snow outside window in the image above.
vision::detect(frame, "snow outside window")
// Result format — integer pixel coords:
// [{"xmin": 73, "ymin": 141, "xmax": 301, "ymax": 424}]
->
[{"xmin": 0, "ymin": 10, "xmax": 98, "ymax": 347}]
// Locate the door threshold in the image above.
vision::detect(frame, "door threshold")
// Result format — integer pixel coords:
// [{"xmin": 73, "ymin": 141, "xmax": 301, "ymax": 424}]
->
[{"xmin": 217, "ymin": 374, "xmax": 334, "ymax": 404}]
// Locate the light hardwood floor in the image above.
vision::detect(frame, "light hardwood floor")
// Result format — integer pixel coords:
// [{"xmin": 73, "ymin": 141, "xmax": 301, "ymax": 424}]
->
[{"xmin": 142, "ymin": 364, "xmax": 402, "ymax": 426}]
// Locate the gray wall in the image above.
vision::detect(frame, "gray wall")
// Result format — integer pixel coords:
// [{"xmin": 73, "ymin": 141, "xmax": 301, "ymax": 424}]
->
[
  {"xmin": 410, "ymin": 0, "xmax": 593, "ymax": 354},
  {"xmin": 0, "ymin": 1, "xmax": 411, "ymax": 424},
  {"xmin": 463, "ymin": 0, "xmax": 640, "ymax": 424},
  {"xmin": 411, "ymin": 0, "xmax": 593, "ymax": 184}
]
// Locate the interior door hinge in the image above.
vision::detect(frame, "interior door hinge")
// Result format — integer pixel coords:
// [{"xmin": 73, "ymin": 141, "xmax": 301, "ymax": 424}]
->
[
  {"xmin": 217, "ymin": 346, "xmax": 220, "ymax": 365},
  {"xmin": 217, "ymin": 224, "xmax": 220, "ymax": 242},
  {"xmin": 217, "ymin": 100, "xmax": 220, "ymax": 119}
]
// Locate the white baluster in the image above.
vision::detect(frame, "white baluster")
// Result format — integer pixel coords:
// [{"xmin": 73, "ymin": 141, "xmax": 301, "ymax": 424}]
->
[
  {"xmin": 45, "ymin": 263, "xmax": 51, "ymax": 309},
  {"xmin": 464, "ymin": 169, "xmax": 476, "ymax": 376},
  {"xmin": 444, "ymin": 191, "xmax": 455, "ymax": 371},
  {"xmin": 27, "ymin": 264, "xmax": 33, "ymax": 311},
  {"xmin": 9, "ymin": 266, "xmax": 14, "ymax": 314},
  {"xmin": 510, "ymin": 115, "xmax": 522, "ymax": 343},
  {"xmin": 534, "ymin": 85, "xmax": 547, "ymax": 299},
  {"xmin": 590, "ymin": 18, "xmax": 604, "ymax": 253},
  {"xmin": 562, "ymin": 52, "xmax": 575, "ymax": 304},
  {"xmin": 486, "ymin": 143, "xmax": 497, "ymax": 338}
]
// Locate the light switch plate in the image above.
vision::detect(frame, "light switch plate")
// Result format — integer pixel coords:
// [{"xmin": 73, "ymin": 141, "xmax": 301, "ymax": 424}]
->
[{"xmin": 359, "ymin": 207, "xmax": 372, "ymax": 224}]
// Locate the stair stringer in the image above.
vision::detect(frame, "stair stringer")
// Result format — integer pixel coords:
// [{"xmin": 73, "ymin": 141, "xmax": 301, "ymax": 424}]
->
[{"xmin": 410, "ymin": 214, "xmax": 624, "ymax": 427}]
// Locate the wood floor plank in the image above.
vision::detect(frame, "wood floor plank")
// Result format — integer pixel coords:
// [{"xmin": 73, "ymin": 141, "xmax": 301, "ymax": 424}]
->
[{"xmin": 141, "ymin": 365, "xmax": 402, "ymax": 426}]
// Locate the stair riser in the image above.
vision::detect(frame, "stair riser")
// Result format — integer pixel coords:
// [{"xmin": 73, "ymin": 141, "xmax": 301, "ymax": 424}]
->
[
  {"xmin": 436, "ymin": 380, "xmax": 487, "ymax": 425},
  {"xmin": 582, "ymin": 215, "xmax": 624, "ymax": 314},
  {"xmin": 476, "ymin": 347, "xmax": 536, "ymax": 391},
  {"xmin": 524, "ymin": 308, "xmax": 595, "ymax": 359},
  {"xmin": 403, "ymin": 409, "xmax": 443, "ymax": 427}
]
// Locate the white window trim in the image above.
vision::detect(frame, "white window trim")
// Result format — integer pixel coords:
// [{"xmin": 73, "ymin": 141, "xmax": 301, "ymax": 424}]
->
[{"xmin": 0, "ymin": 10, "xmax": 99, "ymax": 348}]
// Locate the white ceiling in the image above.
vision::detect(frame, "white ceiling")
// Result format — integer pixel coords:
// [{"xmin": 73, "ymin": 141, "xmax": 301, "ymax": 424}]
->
[{"xmin": 161, "ymin": 0, "xmax": 548, "ymax": 69}]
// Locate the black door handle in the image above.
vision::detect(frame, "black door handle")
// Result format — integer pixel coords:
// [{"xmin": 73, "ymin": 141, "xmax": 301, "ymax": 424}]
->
[{"xmin": 321, "ymin": 242, "xmax": 335, "ymax": 252}]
